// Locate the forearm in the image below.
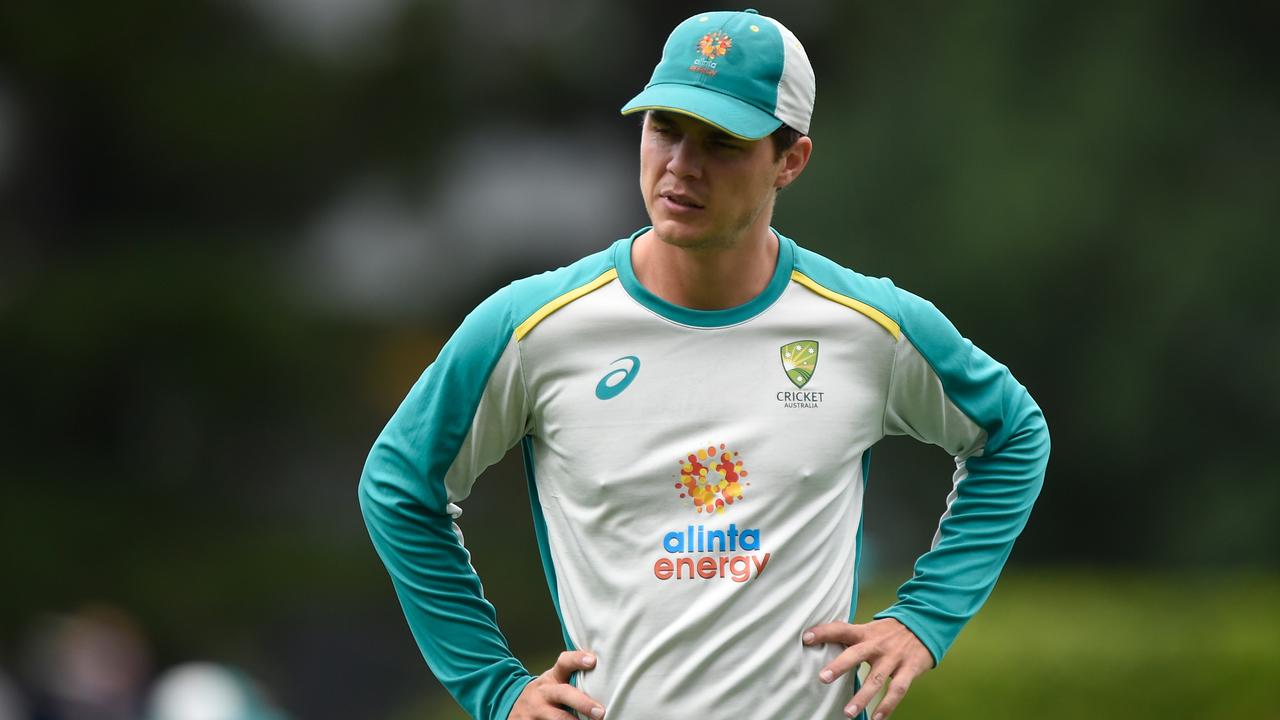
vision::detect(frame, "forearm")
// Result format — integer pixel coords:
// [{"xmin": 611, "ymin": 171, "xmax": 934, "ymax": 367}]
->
[
  {"xmin": 358, "ymin": 282, "xmax": 539, "ymax": 717},
  {"xmin": 874, "ymin": 405, "xmax": 1049, "ymax": 664},
  {"xmin": 878, "ymin": 287, "xmax": 1051, "ymax": 664},
  {"xmin": 360, "ymin": 449, "xmax": 534, "ymax": 720}
]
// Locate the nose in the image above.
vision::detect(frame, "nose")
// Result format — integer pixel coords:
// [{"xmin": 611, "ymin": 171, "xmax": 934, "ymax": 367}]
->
[{"xmin": 666, "ymin": 135, "xmax": 703, "ymax": 179}]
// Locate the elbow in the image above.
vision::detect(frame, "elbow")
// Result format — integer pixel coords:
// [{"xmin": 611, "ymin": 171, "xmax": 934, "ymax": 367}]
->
[
  {"xmin": 357, "ymin": 438, "xmax": 446, "ymax": 526},
  {"xmin": 1024, "ymin": 406, "xmax": 1051, "ymax": 493},
  {"xmin": 357, "ymin": 456, "xmax": 380, "ymax": 527},
  {"xmin": 1002, "ymin": 399, "xmax": 1051, "ymax": 490},
  {"xmin": 357, "ymin": 440, "xmax": 395, "ymax": 525},
  {"xmin": 1029, "ymin": 405, "xmax": 1050, "ymax": 457},
  {"xmin": 1015, "ymin": 390, "xmax": 1051, "ymax": 460},
  {"xmin": 1034, "ymin": 404, "xmax": 1050, "ymax": 461}
]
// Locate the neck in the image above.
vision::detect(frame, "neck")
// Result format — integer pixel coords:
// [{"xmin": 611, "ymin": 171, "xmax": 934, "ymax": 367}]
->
[{"xmin": 631, "ymin": 223, "xmax": 780, "ymax": 311}]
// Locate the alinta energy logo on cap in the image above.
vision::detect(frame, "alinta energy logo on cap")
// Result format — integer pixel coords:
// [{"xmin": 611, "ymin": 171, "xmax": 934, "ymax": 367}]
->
[
  {"xmin": 620, "ymin": 9, "xmax": 816, "ymax": 140},
  {"xmin": 691, "ymin": 30, "xmax": 733, "ymax": 76}
]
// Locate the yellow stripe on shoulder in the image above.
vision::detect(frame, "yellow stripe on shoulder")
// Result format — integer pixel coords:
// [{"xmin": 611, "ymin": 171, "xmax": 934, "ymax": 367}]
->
[
  {"xmin": 791, "ymin": 270, "xmax": 901, "ymax": 340},
  {"xmin": 515, "ymin": 268, "xmax": 619, "ymax": 341}
]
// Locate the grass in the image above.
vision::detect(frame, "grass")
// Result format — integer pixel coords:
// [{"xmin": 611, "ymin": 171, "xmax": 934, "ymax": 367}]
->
[{"xmin": 406, "ymin": 570, "xmax": 1280, "ymax": 719}]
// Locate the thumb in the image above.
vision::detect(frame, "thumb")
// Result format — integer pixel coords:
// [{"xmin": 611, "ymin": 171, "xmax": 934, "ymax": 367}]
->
[{"xmin": 550, "ymin": 650, "xmax": 597, "ymax": 684}]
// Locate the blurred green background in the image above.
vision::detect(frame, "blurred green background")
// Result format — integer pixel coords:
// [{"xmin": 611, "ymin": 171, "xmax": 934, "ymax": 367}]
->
[{"xmin": 1, "ymin": 0, "xmax": 1276, "ymax": 718}]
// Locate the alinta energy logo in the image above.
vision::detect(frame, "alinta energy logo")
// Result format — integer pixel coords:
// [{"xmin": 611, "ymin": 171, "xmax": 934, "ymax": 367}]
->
[
  {"xmin": 690, "ymin": 30, "xmax": 732, "ymax": 77},
  {"xmin": 652, "ymin": 442, "xmax": 771, "ymax": 584},
  {"xmin": 672, "ymin": 443, "xmax": 748, "ymax": 515}
]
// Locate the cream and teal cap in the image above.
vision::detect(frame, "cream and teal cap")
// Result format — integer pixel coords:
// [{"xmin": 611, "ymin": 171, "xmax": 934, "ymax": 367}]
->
[{"xmin": 621, "ymin": 9, "xmax": 816, "ymax": 140}]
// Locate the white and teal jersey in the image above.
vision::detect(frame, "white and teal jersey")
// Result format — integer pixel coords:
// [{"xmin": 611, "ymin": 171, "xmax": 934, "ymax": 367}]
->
[{"xmin": 359, "ymin": 227, "xmax": 1050, "ymax": 720}]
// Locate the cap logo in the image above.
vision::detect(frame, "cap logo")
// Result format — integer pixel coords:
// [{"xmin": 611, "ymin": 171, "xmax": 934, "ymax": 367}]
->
[{"xmin": 690, "ymin": 31, "xmax": 732, "ymax": 76}]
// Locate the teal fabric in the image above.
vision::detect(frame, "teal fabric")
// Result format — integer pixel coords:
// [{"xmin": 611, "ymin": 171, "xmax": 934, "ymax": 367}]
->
[
  {"xmin": 871, "ymin": 289, "xmax": 1049, "ymax": 666},
  {"xmin": 614, "ymin": 226, "xmax": 796, "ymax": 327},
  {"xmin": 848, "ymin": 449, "xmax": 872, "ymax": 623},
  {"xmin": 793, "ymin": 245, "xmax": 1050, "ymax": 667},
  {"xmin": 791, "ymin": 245, "xmax": 902, "ymax": 323},
  {"xmin": 621, "ymin": 83, "xmax": 781, "ymax": 140},
  {"xmin": 621, "ymin": 10, "xmax": 785, "ymax": 138},
  {"xmin": 358, "ymin": 246, "xmax": 617, "ymax": 720},
  {"xmin": 522, "ymin": 436, "xmax": 576, "ymax": 652},
  {"xmin": 361, "ymin": 231, "xmax": 1047, "ymax": 715}
]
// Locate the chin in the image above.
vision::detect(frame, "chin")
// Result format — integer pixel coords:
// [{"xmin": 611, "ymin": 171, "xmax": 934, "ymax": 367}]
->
[{"xmin": 652, "ymin": 217, "xmax": 717, "ymax": 250}]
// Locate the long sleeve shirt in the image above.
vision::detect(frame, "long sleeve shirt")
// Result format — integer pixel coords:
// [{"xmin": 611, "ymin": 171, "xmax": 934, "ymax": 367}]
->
[{"xmin": 359, "ymin": 227, "xmax": 1050, "ymax": 720}]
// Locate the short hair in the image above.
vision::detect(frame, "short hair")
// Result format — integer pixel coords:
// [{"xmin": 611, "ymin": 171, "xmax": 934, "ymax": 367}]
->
[{"xmin": 770, "ymin": 123, "xmax": 804, "ymax": 161}]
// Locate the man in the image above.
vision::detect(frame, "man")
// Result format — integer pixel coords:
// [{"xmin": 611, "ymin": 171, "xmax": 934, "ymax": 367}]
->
[{"xmin": 359, "ymin": 9, "xmax": 1049, "ymax": 720}]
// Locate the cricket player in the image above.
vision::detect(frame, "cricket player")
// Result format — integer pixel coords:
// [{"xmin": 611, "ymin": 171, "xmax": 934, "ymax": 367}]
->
[{"xmin": 360, "ymin": 9, "xmax": 1049, "ymax": 720}]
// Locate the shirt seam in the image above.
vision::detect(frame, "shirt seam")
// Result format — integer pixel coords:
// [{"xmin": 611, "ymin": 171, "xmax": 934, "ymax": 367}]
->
[
  {"xmin": 512, "ymin": 307, "xmax": 535, "ymax": 437},
  {"xmin": 882, "ymin": 333, "xmax": 901, "ymax": 439},
  {"xmin": 619, "ymin": 281, "xmax": 793, "ymax": 331},
  {"xmin": 897, "ymin": 325, "xmax": 995, "ymax": 456}
]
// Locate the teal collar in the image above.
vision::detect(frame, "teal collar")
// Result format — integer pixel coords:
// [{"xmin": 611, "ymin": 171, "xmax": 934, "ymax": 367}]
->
[{"xmin": 614, "ymin": 226, "xmax": 795, "ymax": 327}]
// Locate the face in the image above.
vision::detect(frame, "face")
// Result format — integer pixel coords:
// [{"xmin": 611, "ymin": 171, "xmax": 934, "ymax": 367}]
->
[{"xmin": 639, "ymin": 111, "xmax": 807, "ymax": 251}]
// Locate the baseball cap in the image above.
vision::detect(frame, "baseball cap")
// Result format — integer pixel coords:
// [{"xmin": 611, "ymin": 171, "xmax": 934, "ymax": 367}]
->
[{"xmin": 621, "ymin": 9, "xmax": 815, "ymax": 140}]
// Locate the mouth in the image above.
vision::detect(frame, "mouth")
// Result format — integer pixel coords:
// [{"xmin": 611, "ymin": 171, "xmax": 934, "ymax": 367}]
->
[{"xmin": 659, "ymin": 190, "xmax": 705, "ymax": 209}]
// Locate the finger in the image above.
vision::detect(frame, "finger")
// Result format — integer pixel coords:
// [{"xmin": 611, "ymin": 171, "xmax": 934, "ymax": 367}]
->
[
  {"xmin": 844, "ymin": 661, "xmax": 897, "ymax": 719},
  {"xmin": 803, "ymin": 622, "xmax": 863, "ymax": 647},
  {"xmin": 868, "ymin": 669, "xmax": 917, "ymax": 719},
  {"xmin": 513, "ymin": 679, "xmax": 577, "ymax": 720},
  {"xmin": 541, "ymin": 682, "xmax": 607, "ymax": 719},
  {"xmin": 819, "ymin": 643, "xmax": 873, "ymax": 684},
  {"xmin": 530, "ymin": 707, "xmax": 576, "ymax": 720},
  {"xmin": 538, "ymin": 709, "xmax": 578, "ymax": 720},
  {"xmin": 549, "ymin": 650, "xmax": 598, "ymax": 684}
]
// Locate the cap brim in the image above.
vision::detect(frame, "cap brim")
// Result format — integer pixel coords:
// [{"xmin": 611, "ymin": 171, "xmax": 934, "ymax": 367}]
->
[{"xmin": 621, "ymin": 83, "xmax": 783, "ymax": 141}]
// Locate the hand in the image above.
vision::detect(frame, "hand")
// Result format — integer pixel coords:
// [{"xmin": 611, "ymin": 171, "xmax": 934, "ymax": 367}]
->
[
  {"xmin": 803, "ymin": 617, "xmax": 934, "ymax": 719},
  {"xmin": 509, "ymin": 650, "xmax": 606, "ymax": 720}
]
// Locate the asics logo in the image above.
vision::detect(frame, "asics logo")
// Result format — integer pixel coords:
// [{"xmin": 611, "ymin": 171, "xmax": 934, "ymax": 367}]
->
[{"xmin": 595, "ymin": 356, "xmax": 640, "ymax": 400}]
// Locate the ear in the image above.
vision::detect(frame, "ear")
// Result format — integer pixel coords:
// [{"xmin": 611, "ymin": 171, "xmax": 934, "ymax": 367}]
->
[{"xmin": 775, "ymin": 135, "xmax": 813, "ymax": 190}]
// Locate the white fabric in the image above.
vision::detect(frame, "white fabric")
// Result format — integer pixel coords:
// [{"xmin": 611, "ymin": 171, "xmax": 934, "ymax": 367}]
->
[
  {"xmin": 763, "ymin": 15, "xmax": 816, "ymax": 134},
  {"xmin": 511, "ymin": 280, "xmax": 892, "ymax": 718},
  {"xmin": 883, "ymin": 337, "xmax": 987, "ymax": 552}
]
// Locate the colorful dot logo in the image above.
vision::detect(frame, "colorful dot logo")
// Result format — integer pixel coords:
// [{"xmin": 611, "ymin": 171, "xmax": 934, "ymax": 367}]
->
[
  {"xmin": 673, "ymin": 443, "xmax": 750, "ymax": 515},
  {"xmin": 697, "ymin": 31, "xmax": 733, "ymax": 60}
]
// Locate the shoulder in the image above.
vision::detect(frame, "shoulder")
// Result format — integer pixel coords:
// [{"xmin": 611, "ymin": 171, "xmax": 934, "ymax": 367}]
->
[
  {"xmin": 789, "ymin": 239, "xmax": 954, "ymax": 342},
  {"xmin": 462, "ymin": 239, "xmax": 623, "ymax": 340},
  {"xmin": 428, "ymin": 239, "xmax": 623, "ymax": 380},
  {"xmin": 789, "ymin": 240, "xmax": 906, "ymax": 339}
]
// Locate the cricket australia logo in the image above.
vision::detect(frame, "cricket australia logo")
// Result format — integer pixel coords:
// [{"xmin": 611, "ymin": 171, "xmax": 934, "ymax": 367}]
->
[
  {"xmin": 777, "ymin": 340, "xmax": 824, "ymax": 408},
  {"xmin": 781, "ymin": 340, "xmax": 818, "ymax": 388}
]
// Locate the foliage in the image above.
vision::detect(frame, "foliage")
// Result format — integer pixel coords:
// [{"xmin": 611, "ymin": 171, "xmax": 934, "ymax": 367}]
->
[{"xmin": 415, "ymin": 571, "xmax": 1280, "ymax": 719}]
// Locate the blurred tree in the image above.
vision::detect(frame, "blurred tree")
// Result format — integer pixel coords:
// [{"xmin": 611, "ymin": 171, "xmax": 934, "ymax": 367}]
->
[{"xmin": 0, "ymin": 1, "xmax": 1275, "ymax": 718}]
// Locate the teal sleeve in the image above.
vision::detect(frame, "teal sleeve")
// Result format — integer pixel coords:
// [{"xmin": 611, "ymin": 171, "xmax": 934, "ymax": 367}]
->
[
  {"xmin": 358, "ymin": 287, "xmax": 534, "ymax": 720},
  {"xmin": 873, "ymin": 289, "xmax": 1050, "ymax": 666}
]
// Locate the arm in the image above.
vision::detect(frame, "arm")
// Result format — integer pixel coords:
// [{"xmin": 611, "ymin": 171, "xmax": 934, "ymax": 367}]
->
[
  {"xmin": 872, "ymin": 288, "xmax": 1051, "ymax": 665},
  {"xmin": 358, "ymin": 288, "xmax": 535, "ymax": 720}
]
